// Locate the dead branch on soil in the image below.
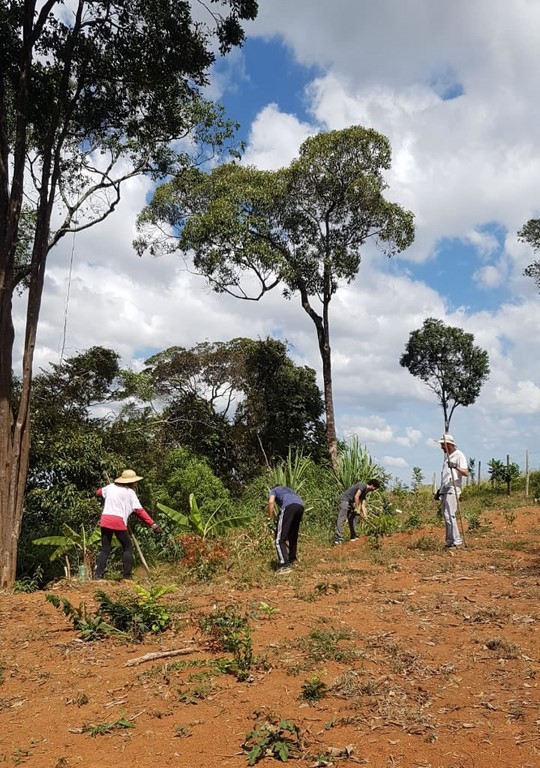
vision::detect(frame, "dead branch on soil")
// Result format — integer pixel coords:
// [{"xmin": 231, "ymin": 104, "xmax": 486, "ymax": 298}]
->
[{"xmin": 125, "ymin": 647, "xmax": 197, "ymax": 666}]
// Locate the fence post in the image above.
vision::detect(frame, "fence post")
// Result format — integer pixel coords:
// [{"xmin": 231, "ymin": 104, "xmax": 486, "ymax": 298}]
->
[
  {"xmin": 506, "ymin": 454, "xmax": 510, "ymax": 496},
  {"xmin": 477, "ymin": 460, "xmax": 481, "ymax": 486}
]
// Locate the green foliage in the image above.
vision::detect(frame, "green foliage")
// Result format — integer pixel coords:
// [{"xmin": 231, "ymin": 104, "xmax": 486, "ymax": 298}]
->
[
  {"xmin": 158, "ymin": 492, "xmax": 251, "ymax": 540},
  {"xmin": 411, "ymin": 467, "xmax": 424, "ymax": 491},
  {"xmin": 12, "ymin": 566, "xmax": 43, "ymax": 594},
  {"xmin": 154, "ymin": 447, "xmax": 235, "ymax": 525},
  {"xmin": 45, "ymin": 594, "xmax": 118, "ymax": 642},
  {"xmin": 46, "ymin": 585, "xmax": 175, "ymax": 642},
  {"xmin": 333, "ymin": 438, "xmax": 385, "ymax": 492},
  {"xmin": 138, "ymin": 125, "xmax": 414, "ymax": 463},
  {"xmin": 518, "ymin": 217, "xmax": 540, "ymax": 290},
  {"xmin": 400, "ymin": 318, "xmax": 490, "ymax": 430},
  {"xmin": 1, "ymin": 0, "xmax": 259, "ymax": 590},
  {"xmin": 300, "ymin": 628, "xmax": 354, "ymax": 663},
  {"xmin": 269, "ymin": 449, "xmax": 313, "ymax": 495},
  {"xmin": 198, "ymin": 606, "xmax": 253, "ymax": 680},
  {"xmin": 359, "ymin": 497, "xmax": 399, "ymax": 548},
  {"xmin": 95, "ymin": 585, "xmax": 176, "ymax": 640},
  {"xmin": 243, "ymin": 714, "xmax": 302, "ymax": 765},
  {"xmin": 300, "ymin": 675, "xmax": 328, "ymax": 703},
  {"xmin": 32, "ymin": 524, "xmax": 100, "ymax": 569},
  {"xmin": 140, "ymin": 338, "xmax": 326, "ymax": 484},
  {"xmin": 81, "ymin": 718, "xmax": 135, "ymax": 737},
  {"xmin": 488, "ymin": 459, "xmax": 520, "ymax": 488}
]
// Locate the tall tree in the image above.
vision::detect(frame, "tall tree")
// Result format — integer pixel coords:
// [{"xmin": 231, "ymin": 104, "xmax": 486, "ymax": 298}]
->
[
  {"xmin": 518, "ymin": 218, "xmax": 540, "ymax": 288},
  {"xmin": 136, "ymin": 126, "xmax": 415, "ymax": 470},
  {"xmin": 0, "ymin": 0, "xmax": 258, "ymax": 588},
  {"xmin": 400, "ymin": 318, "xmax": 490, "ymax": 431}
]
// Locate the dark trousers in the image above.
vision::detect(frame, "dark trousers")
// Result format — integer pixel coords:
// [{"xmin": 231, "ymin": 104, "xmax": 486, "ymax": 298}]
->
[
  {"xmin": 95, "ymin": 528, "xmax": 133, "ymax": 578},
  {"xmin": 274, "ymin": 503, "xmax": 304, "ymax": 567}
]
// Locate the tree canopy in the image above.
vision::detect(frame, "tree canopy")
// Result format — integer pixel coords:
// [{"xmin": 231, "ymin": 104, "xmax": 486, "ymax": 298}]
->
[
  {"xmin": 137, "ymin": 125, "xmax": 415, "ymax": 468},
  {"xmin": 400, "ymin": 318, "xmax": 490, "ymax": 431},
  {"xmin": 518, "ymin": 218, "xmax": 540, "ymax": 289}
]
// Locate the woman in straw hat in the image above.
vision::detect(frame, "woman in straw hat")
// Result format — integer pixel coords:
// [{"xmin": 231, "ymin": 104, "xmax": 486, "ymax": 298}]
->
[{"xmin": 94, "ymin": 469, "xmax": 161, "ymax": 580}]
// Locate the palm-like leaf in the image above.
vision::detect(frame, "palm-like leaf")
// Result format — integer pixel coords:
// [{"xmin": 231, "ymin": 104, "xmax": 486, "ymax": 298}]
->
[{"xmin": 334, "ymin": 437, "xmax": 383, "ymax": 492}]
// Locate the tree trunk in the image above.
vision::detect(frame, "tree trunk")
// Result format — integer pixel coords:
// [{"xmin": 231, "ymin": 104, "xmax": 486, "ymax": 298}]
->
[{"xmin": 298, "ymin": 284, "xmax": 339, "ymax": 471}]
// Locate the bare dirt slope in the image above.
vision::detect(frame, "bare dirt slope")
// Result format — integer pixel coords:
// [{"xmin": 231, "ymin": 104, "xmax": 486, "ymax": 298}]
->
[{"xmin": 1, "ymin": 507, "xmax": 540, "ymax": 768}]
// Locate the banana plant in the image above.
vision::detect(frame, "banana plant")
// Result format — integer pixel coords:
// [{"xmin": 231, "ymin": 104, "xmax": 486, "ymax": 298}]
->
[
  {"xmin": 157, "ymin": 493, "xmax": 252, "ymax": 540},
  {"xmin": 33, "ymin": 524, "xmax": 100, "ymax": 576}
]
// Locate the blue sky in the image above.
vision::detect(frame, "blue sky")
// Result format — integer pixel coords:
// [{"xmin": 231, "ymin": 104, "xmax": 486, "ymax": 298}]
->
[{"xmin": 22, "ymin": 0, "xmax": 540, "ymax": 486}]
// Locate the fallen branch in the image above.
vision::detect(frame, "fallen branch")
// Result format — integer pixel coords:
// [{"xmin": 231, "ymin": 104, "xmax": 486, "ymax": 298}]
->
[{"xmin": 125, "ymin": 647, "xmax": 196, "ymax": 666}]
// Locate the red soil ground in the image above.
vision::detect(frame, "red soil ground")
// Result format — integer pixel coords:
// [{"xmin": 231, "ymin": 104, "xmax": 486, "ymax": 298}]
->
[{"xmin": 1, "ymin": 506, "xmax": 540, "ymax": 768}]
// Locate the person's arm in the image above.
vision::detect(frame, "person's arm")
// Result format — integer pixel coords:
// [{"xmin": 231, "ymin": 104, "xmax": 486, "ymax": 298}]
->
[
  {"xmin": 132, "ymin": 507, "xmax": 161, "ymax": 532},
  {"xmin": 448, "ymin": 455, "xmax": 469, "ymax": 477},
  {"xmin": 353, "ymin": 489, "xmax": 366, "ymax": 517},
  {"xmin": 267, "ymin": 494, "xmax": 276, "ymax": 521},
  {"xmin": 96, "ymin": 488, "xmax": 103, "ymax": 498}
]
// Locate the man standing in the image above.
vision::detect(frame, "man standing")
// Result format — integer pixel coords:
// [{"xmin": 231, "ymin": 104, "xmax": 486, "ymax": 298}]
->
[
  {"xmin": 436, "ymin": 434, "xmax": 468, "ymax": 549},
  {"xmin": 268, "ymin": 485, "xmax": 305, "ymax": 574},
  {"xmin": 94, "ymin": 469, "xmax": 161, "ymax": 580},
  {"xmin": 334, "ymin": 479, "xmax": 381, "ymax": 545}
]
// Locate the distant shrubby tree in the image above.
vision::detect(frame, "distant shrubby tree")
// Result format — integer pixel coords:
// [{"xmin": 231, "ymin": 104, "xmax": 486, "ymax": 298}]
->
[
  {"xmin": 411, "ymin": 467, "xmax": 424, "ymax": 491},
  {"xmin": 400, "ymin": 318, "xmax": 490, "ymax": 431},
  {"xmin": 152, "ymin": 447, "xmax": 234, "ymax": 525},
  {"xmin": 488, "ymin": 458, "xmax": 520, "ymax": 490},
  {"xmin": 141, "ymin": 338, "xmax": 326, "ymax": 483}
]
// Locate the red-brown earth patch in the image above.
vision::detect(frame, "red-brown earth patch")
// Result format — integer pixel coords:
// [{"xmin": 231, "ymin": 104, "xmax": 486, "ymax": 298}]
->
[{"xmin": 1, "ymin": 507, "xmax": 540, "ymax": 768}]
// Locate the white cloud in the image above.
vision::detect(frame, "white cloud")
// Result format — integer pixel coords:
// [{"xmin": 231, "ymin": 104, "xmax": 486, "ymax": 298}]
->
[
  {"xmin": 241, "ymin": 104, "xmax": 314, "ymax": 169},
  {"xmin": 382, "ymin": 456, "xmax": 409, "ymax": 469}
]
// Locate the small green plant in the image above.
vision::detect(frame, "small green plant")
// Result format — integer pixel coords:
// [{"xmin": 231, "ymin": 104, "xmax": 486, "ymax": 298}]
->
[
  {"xmin": 300, "ymin": 628, "xmax": 354, "ymax": 663},
  {"xmin": 300, "ymin": 675, "xmax": 327, "ymax": 704},
  {"xmin": 257, "ymin": 602, "xmax": 279, "ymax": 617},
  {"xmin": 12, "ymin": 565, "xmax": 43, "ymax": 593},
  {"xmin": 45, "ymin": 594, "xmax": 118, "ymax": 641},
  {"xmin": 243, "ymin": 713, "xmax": 302, "ymax": 765},
  {"xmin": 81, "ymin": 718, "xmax": 135, "ymax": 736},
  {"xmin": 95, "ymin": 584, "xmax": 176, "ymax": 640},
  {"xmin": 464, "ymin": 506, "xmax": 484, "ymax": 531},
  {"xmin": 408, "ymin": 535, "xmax": 439, "ymax": 551},
  {"xmin": 359, "ymin": 505, "xmax": 398, "ymax": 548},
  {"xmin": 174, "ymin": 725, "xmax": 192, "ymax": 738},
  {"xmin": 198, "ymin": 606, "xmax": 253, "ymax": 680}
]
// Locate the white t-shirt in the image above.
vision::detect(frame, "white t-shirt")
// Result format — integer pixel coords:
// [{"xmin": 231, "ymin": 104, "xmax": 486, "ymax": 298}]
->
[
  {"xmin": 441, "ymin": 448, "xmax": 467, "ymax": 492},
  {"xmin": 101, "ymin": 483, "xmax": 143, "ymax": 525}
]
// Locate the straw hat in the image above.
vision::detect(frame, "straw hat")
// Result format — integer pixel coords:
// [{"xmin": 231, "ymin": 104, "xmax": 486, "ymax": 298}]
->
[
  {"xmin": 115, "ymin": 469, "xmax": 143, "ymax": 484},
  {"xmin": 436, "ymin": 434, "xmax": 457, "ymax": 446}
]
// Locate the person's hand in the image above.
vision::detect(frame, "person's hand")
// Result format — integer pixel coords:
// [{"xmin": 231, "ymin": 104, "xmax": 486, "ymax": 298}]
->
[
  {"xmin": 448, "ymin": 461, "xmax": 459, "ymax": 470},
  {"xmin": 151, "ymin": 524, "xmax": 162, "ymax": 535}
]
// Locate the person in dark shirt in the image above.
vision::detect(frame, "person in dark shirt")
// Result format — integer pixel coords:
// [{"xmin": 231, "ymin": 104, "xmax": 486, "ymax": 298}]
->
[
  {"xmin": 268, "ymin": 485, "xmax": 305, "ymax": 574},
  {"xmin": 334, "ymin": 479, "xmax": 380, "ymax": 544}
]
